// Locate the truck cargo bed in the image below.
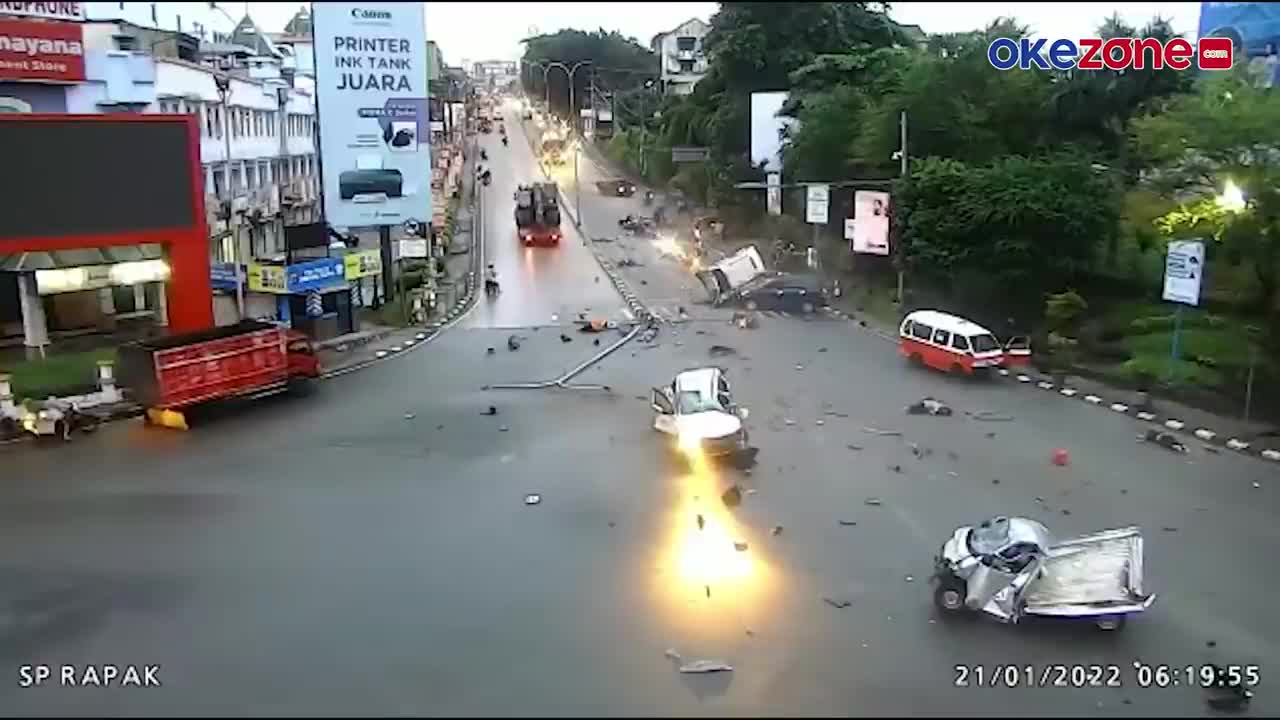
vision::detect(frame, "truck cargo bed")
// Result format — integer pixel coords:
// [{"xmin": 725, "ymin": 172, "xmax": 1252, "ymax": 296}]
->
[{"xmin": 1023, "ymin": 526, "xmax": 1153, "ymax": 614}]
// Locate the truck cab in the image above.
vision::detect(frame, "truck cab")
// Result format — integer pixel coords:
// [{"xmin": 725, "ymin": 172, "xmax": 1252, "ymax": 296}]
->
[
  {"xmin": 285, "ymin": 330, "xmax": 322, "ymax": 379},
  {"xmin": 650, "ymin": 367, "xmax": 749, "ymax": 457}
]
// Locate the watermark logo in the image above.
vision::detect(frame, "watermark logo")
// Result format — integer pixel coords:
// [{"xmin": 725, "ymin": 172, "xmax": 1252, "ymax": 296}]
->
[{"xmin": 988, "ymin": 37, "xmax": 1233, "ymax": 71}]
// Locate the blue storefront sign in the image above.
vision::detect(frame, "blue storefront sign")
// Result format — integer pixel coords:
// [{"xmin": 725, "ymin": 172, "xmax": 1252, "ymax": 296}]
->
[
  {"xmin": 286, "ymin": 257, "xmax": 346, "ymax": 293},
  {"xmin": 210, "ymin": 262, "xmax": 242, "ymax": 291}
]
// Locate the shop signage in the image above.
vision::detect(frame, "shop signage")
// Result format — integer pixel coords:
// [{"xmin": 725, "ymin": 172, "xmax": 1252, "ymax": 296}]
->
[
  {"xmin": 286, "ymin": 257, "xmax": 345, "ymax": 293},
  {"xmin": 247, "ymin": 264, "xmax": 288, "ymax": 294},
  {"xmin": 0, "ymin": 18, "xmax": 85, "ymax": 82},
  {"xmin": 34, "ymin": 259, "xmax": 169, "ymax": 295},
  {"xmin": 210, "ymin": 262, "xmax": 242, "ymax": 291},
  {"xmin": 0, "ymin": 2, "xmax": 85, "ymax": 21},
  {"xmin": 343, "ymin": 249, "xmax": 382, "ymax": 279}
]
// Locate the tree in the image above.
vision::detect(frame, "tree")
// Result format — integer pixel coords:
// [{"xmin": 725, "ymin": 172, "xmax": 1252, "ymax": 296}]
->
[
  {"xmin": 520, "ymin": 29, "xmax": 654, "ymax": 119},
  {"xmin": 1131, "ymin": 68, "xmax": 1280, "ymax": 311},
  {"xmin": 897, "ymin": 152, "xmax": 1118, "ymax": 308}
]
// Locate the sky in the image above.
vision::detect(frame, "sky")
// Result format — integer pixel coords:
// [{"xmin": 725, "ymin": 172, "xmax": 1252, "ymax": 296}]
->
[{"xmin": 226, "ymin": 2, "xmax": 1204, "ymax": 65}]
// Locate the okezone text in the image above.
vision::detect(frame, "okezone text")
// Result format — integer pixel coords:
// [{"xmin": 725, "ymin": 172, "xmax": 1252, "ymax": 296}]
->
[{"xmin": 987, "ymin": 37, "xmax": 1234, "ymax": 71}]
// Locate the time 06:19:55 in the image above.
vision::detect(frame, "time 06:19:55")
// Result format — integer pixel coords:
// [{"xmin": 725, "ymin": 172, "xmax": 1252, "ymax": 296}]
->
[{"xmin": 1134, "ymin": 663, "xmax": 1261, "ymax": 689}]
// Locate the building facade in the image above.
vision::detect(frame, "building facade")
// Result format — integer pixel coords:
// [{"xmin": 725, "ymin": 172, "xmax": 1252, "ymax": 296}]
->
[{"xmin": 651, "ymin": 18, "xmax": 710, "ymax": 96}]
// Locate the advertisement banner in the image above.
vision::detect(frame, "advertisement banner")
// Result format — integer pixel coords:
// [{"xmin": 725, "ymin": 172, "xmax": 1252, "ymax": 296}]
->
[
  {"xmin": 851, "ymin": 190, "xmax": 890, "ymax": 256},
  {"xmin": 0, "ymin": 18, "xmax": 85, "ymax": 82},
  {"xmin": 0, "ymin": 2, "xmax": 85, "ymax": 21},
  {"xmin": 287, "ymin": 257, "xmax": 345, "ymax": 293},
  {"xmin": 210, "ymin": 262, "xmax": 242, "ymax": 291},
  {"xmin": 343, "ymin": 249, "xmax": 382, "ymax": 279},
  {"xmin": 1162, "ymin": 240, "xmax": 1205, "ymax": 306},
  {"xmin": 313, "ymin": 2, "xmax": 431, "ymax": 229},
  {"xmin": 398, "ymin": 238, "xmax": 428, "ymax": 258},
  {"xmin": 247, "ymin": 264, "xmax": 288, "ymax": 294}
]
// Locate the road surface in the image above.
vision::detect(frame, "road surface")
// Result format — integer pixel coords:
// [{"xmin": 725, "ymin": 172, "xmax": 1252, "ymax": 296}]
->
[{"xmin": 0, "ymin": 104, "xmax": 1275, "ymax": 717}]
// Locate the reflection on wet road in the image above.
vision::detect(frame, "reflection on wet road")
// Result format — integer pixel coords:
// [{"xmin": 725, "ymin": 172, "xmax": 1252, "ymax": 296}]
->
[{"xmin": 462, "ymin": 105, "xmax": 627, "ymax": 330}]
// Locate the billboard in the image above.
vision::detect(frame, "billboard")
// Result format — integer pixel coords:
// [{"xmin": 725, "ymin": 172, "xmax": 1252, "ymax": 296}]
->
[
  {"xmin": 0, "ymin": 2, "xmax": 85, "ymax": 21},
  {"xmin": 849, "ymin": 191, "xmax": 890, "ymax": 256},
  {"xmin": 749, "ymin": 91, "xmax": 794, "ymax": 173},
  {"xmin": 0, "ymin": 18, "xmax": 85, "ymax": 82},
  {"xmin": 312, "ymin": 1, "xmax": 431, "ymax": 229},
  {"xmin": 1199, "ymin": 2, "xmax": 1280, "ymax": 59}
]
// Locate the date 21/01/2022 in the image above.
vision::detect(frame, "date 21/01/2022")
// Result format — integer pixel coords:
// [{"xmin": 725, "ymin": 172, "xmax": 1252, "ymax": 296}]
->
[
  {"xmin": 18, "ymin": 664, "xmax": 161, "ymax": 688},
  {"xmin": 954, "ymin": 663, "xmax": 1261, "ymax": 689}
]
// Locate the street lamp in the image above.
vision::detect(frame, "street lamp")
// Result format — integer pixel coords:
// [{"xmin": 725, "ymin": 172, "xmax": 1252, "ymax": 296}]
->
[
  {"xmin": 542, "ymin": 60, "xmax": 592, "ymax": 127},
  {"xmin": 213, "ymin": 71, "xmax": 245, "ymax": 319}
]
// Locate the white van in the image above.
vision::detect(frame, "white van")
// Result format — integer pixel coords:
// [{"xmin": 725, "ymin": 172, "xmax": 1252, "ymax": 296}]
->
[{"xmin": 695, "ymin": 245, "xmax": 768, "ymax": 305}]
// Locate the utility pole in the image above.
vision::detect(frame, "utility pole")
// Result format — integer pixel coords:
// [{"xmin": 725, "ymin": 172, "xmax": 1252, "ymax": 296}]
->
[
  {"xmin": 214, "ymin": 71, "xmax": 245, "ymax": 320},
  {"xmin": 895, "ymin": 109, "xmax": 907, "ymax": 305}
]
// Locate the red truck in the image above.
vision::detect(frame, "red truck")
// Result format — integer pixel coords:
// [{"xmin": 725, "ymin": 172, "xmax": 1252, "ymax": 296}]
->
[
  {"xmin": 118, "ymin": 321, "xmax": 321, "ymax": 429},
  {"xmin": 514, "ymin": 182, "xmax": 563, "ymax": 247}
]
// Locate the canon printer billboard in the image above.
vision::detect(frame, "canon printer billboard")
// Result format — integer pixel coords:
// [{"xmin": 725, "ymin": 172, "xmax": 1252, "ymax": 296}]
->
[{"xmin": 312, "ymin": 1, "xmax": 431, "ymax": 230}]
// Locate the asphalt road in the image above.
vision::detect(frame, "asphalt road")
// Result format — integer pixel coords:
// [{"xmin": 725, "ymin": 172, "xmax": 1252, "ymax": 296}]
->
[
  {"xmin": 462, "ymin": 107, "xmax": 626, "ymax": 331},
  {"xmin": 1, "ymin": 106, "xmax": 1276, "ymax": 717}
]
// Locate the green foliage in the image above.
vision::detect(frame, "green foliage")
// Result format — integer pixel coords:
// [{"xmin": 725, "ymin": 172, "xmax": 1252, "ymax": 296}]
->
[
  {"xmin": 5, "ymin": 347, "xmax": 116, "ymax": 401},
  {"xmin": 897, "ymin": 152, "xmax": 1118, "ymax": 300},
  {"xmin": 521, "ymin": 29, "xmax": 654, "ymax": 118},
  {"xmin": 1044, "ymin": 290, "xmax": 1089, "ymax": 334}
]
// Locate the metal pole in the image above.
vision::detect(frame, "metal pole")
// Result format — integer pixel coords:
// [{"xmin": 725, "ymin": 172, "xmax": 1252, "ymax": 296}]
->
[
  {"xmin": 1244, "ymin": 343, "xmax": 1257, "ymax": 422},
  {"xmin": 895, "ymin": 109, "xmax": 907, "ymax": 305},
  {"xmin": 1168, "ymin": 304, "xmax": 1184, "ymax": 380},
  {"xmin": 574, "ymin": 143, "xmax": 581, "ymax": 221},
  {"xmin": 217, "ymin": 75, "xmax": 245, "ymax": 320}
]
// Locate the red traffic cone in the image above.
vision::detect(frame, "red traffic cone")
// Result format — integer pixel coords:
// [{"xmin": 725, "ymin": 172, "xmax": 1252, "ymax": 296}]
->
[{"xmin": 1052, "ymin": 448, "xmax": 1070, "ymax": 466}]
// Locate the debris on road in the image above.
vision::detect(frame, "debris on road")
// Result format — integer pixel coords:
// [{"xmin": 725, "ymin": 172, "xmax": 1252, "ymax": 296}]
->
[
  {"xmin": 985, "ymin": 432, "xmax": 997, "ymax": 439},
  {"xmin": 991, "ymin": 479, "xmax": 1000, "ymax": 484},
  {"xmin": 594, "ymin": 338, "xmax": 601, "ymax": 346},
  {"xmin": 904, "ymin": 574, "xmax": 914, "ymax": 582},
  {"xmin": 947, "ymin": 450, "xmax": 960, "ymax": 461},
  {"xmin": 696, "ymin": 514, "xmax": 706, "ymax": 531},
  {"xmin": 591, "ymin": 236, "xmax": 613, "ymax": 243},
  {"xmin": 499, "ymin": 425, "xmax": 510, "ymax": 432},
  {"xmin": 1205, "ymin": 664, "xmax": 1255, "ymax": 712},
  {"xmin": 1052, "ymin": 448, "xmax": 1071, "ymax": 466},
  {"xmin": 971, "ymin": 411, "xmax": 1015, "ymax": 422},
  {"xmin": 1204, "ymin": 445, "xmax": 1221, "ymax": 454},
  {"xmin": 907, "ymin": 397, "xmax": 953, "ymax": 416},
  {"xmin": 577, "ymin": 317, "xmax": 616, "ymax": 333},
  {"xmin": 708, "ymin": 344, "xmax": 737, "ymax": 357},
  {"xmin": 771, "ymin": 525, "xmax": 784, "ymax": 536},
  {"xmin": 733, "ymin": 541, "xmax": 749, "ymax": 552},
  {"xmin": 664, "ymin": 648, "xmax": 682, "ymax": 661},
  {"xmin": 679, "ymin": 660, "xmax": 734, "ymax": 674},
  {"xmin": 863, "ymin": 427, "xmax": 903, "ymax": 436},
  {"xmin": 1140, "ymin": 429, "xmax": 1188, "ymax": 453},
  {"xmin": 838, "ymin": 520, "xmax": 858, "ymax": 526},
  {"xmin": 1162, "ymin": 526, "xmax": 1178, "ymax": 532},
  {"xmin": 889, "ymin": 464, "xmax": 903, "ymax": 473},
  {"xmin": 482, "ymin": 406, "xmax": 498, "ymax": 416},
  {"xmin": 823, "ymin": 597, "xmax": 852, "ymax": 609},
  {"xmin": 559, "ymin": 333, "xmax": 573, "ymax": 343},
  {"xmin": 403, "ymin": 413, "xmax": 415, "ymax": 420},
  {"xmin": 825, "ymin": 410, "xmax": 850, "ymax": 418},
  {"xmin": 731, "ymin": 311, "xmax": 758, "ymax": 329},
  {"xmin": 784, "ymin": 418, "xmax": 796, "ymax": 426},
  {"xmin": 524, "ymin": 493, "xmax": 542, "ymax": 505},
  {"xmin": 795, "ymin": 364, "xmax": 805, "ymax": 371},
  {"xmin": 815, "ymin": 419, "xmax": 825, "ymax": 426},
  {"xmin": 864, "ymin": 497, "xmax": 883, "ymax": 506},
  {"xmin": 617, "ymin": 258, "xmax": 641, "ymax": 267},
  {"xmin": 847, "ymin": 444, "xmax": 863, "ymax": 451},
  {"xmin": 818, "ymin": 347, "xmax": 828, "ymax": 353},
  {"xmin": 486, "ymin": 347, "xmax": 496, "ymax": 355},
  {"xmin": 721, "ymin": 485, "xmax": 743, "ymax": 508},
  {"xmin": 507, "ymin": 335, "xmax": 521, "ymax": 351}
]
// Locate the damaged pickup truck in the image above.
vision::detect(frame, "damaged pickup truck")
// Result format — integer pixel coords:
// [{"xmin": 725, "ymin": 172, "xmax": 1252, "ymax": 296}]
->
[
  {"xmin": 651, "ymin": 367, "xmax": 750, "ymax": 458},
  {"xmin": 932, "ymin": 516, "xmax": 1156, "ymax": 631},
  {"xmin": 695, "ymin": 245, "xmax": 830, "ymax": 314}
]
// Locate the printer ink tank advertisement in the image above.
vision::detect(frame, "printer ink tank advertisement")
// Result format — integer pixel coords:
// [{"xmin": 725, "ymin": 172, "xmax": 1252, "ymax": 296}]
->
[{"xmin": 312, "ymin": 2, "xmax": 431, "ymax": 229}]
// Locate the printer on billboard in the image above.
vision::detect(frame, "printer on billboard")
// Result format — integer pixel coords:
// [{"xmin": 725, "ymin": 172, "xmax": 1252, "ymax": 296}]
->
[{"xmin": 339, "ymin": 155, "xmax": 404, "ymax": 202}]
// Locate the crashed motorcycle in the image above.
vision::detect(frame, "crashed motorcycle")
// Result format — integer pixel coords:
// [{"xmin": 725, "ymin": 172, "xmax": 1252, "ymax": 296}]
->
[
  {"xmin": 932, "ymin": 516, "xmax": 1156, "ymax": 632},
  {"xmin": 618, "ymin": 215, "xmax": 656, "ymax": 237},
  {"xmin": 481, "ymin": 170, "xmax": 492, "ymax": 187}
]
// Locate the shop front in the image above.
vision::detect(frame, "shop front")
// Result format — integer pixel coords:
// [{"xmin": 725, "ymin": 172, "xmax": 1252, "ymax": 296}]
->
[{"xmin": 246, "ymin": 256, "xmax": 356, "ymax": 342}]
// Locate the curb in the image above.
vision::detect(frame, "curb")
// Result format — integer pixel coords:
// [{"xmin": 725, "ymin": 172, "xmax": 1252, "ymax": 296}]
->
[{"xmin": 824, "ymin": 307, "xmax": 1280, "ymax": 464}]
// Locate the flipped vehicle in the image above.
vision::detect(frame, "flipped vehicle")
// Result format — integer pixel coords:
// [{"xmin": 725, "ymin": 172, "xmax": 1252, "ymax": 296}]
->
[
  {"xmin": 695, "ymin": 245, "xmax": 769, "ymax": 306},
  {"xmin": 650, "ymin": 367, "xmax": 750, "ymax": 458},
  {"xmin": 932, "ymin": 516, "xmax": 1156, "ymax": 632}
]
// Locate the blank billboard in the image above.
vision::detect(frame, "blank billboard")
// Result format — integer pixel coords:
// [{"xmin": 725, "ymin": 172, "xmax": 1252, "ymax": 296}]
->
[
  {"xmin": 0, "ymin": 118, "xmax": 196, "ymax": 240},
  {"xmin": 750, "ymin": 91, "xmax": 794, "ymax": 173}
]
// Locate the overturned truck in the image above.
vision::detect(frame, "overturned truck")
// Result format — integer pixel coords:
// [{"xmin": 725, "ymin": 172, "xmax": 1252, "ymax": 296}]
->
[{"xmin": 514, "ymin": 183, "xmax": 562, "ymax": 247}]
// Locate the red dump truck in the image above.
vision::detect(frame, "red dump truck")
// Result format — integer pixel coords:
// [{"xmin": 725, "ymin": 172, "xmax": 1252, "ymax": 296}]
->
[
  {"xmin": 514, "ymin": 182, "xmax": 563, "ymax": 247},
  {"xmin": 118, "ymin": 320, "xmax": 321, "ymax": 429}
]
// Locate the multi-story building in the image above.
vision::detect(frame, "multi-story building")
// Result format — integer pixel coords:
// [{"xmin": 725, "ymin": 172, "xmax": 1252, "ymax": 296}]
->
[
  {"xmin": 650, "ymin": 18, "xmax": 710, "ymax": 96},
  {"xmin": 0, "ymin": 3, "xmax": 321, "ymax": 349}
]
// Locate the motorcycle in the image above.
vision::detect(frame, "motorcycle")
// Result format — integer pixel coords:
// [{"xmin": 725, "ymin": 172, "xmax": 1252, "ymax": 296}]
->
[
  {"xmin": 484, "ymin": 278, "xmax": 500, "ymax": 296},
  {"xmin": 481, "ymin": 170, "xmax": 492, "ymax": 187},
  {"xmin": 643, "ymin": 190, "xmax": 655, "ymax": 206},
  {"xmin": 480, "ymin": 149, "xmax": 488, "ymax": 161},
  {"xmin": 502, "ymin": 136, "xmax": 509, "ymax": 147}
]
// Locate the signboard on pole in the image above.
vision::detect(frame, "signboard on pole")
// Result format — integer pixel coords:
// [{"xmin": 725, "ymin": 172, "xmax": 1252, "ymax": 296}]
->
[
  {"xmin": 312, "ymin": 2, "xmax": 431, "ymax": 228},
  {"xmin": 805, "ymin": 184, "xmax": 829, "ymax": 224},
  {"xmin": 850, "ymin": 190, "xmax": 890, "ymax": 255},
  {"xmin": 398, "ymin": 238, "xmax": 428, "ymax": 259},
  {"xmin": 343, "ymin": 249, "xmax": 382, "ymax": 279},
  {"xmin": 671, "ymin": 146, "xmax": 710, "ymax": 163},
  {"xmin": 1162, "ymin": 240, "xmax": 1205, "ymax": 306},
  {"xmin": 766, "ymin": 173, "xmax": 781, "ymax": 216}
]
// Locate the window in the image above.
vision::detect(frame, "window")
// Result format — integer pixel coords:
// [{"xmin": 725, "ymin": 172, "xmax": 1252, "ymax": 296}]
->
[
  {"xmin": 932, "ymin": 328, "xmax": 951, "ymax": 346},
  {"xmin": 910, "ymin": 322, "xmax": 933, "ymax": 341},
  {"xmin": 211, "ymin": 164, "xmax": 224, "ymax": 196},
  {"xmin": 951, "ymin": 334, "xmax": 970, "ymax": 352},
  {"xmin": 972, "ymin": 334, "xmax": 1000, "ymax": 353},
  {"xmin": 213, "ymin": 105, "xmax": 223, "ymax": 139},
  {"xmin": 679, "ymin": 60, "xmax": 694, "ymax": 73},
  {"xmin": 203, "ymin": 104, "xmax": 213, "ymax": 136},
  {"xmin": 116, "ymin": 36, "xmax": 137, "ymax": 51},
  {"xmin": 676, "ymin": 36, "xmax": 697, "ymax": 52}
]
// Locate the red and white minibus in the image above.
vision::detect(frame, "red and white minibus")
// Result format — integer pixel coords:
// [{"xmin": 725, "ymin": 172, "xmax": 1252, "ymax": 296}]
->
[{"xmin": 898, "ymin": 310, "xmax": 1030, "ymax": 375}]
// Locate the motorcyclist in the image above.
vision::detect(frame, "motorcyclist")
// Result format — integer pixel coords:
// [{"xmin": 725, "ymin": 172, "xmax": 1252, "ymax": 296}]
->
[
  {"xmin": 481, "ymin": 148, "xmax": 488, "ymax": 161},
  {"xmin": 484, "ymin": 264, "xmax": 499, "ymax": 294},
  {"xmin": 501, "ymin": 135, "xmax": 509, "ymax": 147}
]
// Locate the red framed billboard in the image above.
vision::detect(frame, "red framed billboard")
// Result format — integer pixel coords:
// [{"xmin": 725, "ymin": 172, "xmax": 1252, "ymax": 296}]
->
[
  {"xmin": 0, "ymin": 114, "xmax": 213, "ymax": 332},
  {"xmin": 0, "ymin": 17, "xmax": 85, "ymax": 83}
]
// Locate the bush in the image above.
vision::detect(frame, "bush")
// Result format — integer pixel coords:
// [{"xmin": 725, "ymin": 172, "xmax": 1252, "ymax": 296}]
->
[
  {"xmin": 1044, "ymin": 290, "xmax": 1088, "ymax": 334},
  {"xmin": 1117, "ymin": 355, "xmax": 1224, "ymax": 388}
]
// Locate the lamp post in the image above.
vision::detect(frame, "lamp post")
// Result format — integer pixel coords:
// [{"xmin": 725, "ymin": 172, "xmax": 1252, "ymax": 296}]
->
[
  {"xmin": 542, "ymin": 60, "xmax": 592, "ymax": 127},
  {"xmin": 213, "ymin": 71, "xmax": 245, "ymax": 319}
]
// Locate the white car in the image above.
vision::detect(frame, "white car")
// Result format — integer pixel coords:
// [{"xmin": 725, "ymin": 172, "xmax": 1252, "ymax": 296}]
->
[{"xmin": 650, "ymin": 367, "xmax": 749, "ymax": 457}]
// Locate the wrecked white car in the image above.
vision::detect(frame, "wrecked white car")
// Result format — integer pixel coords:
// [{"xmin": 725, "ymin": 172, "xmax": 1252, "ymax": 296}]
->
[
  {"xmin": 695, "ymin": 245, "xmax": 769, "ymax": 306},
  {"xmin": 650, "ymin": 367, "xmax": 749, "ymax": 457},
  {"xmin": 932, "ymin": 516, "xmax": 1156, "ymax": 631}
]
